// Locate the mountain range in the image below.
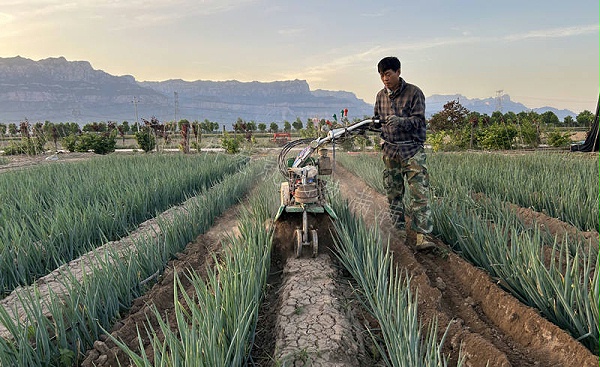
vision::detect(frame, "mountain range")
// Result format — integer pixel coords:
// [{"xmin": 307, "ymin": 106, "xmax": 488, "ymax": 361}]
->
[{"xmin": 0, "ymin": 56, "xmax": 577, "ymax": 126}]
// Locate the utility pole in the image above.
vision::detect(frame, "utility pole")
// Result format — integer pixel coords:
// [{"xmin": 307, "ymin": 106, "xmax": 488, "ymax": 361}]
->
[
  {"xmin": 174, "ymin": 92, "xmax": 179, "ymax": 125},
  {"xmin": 132, "ymin": 96, "xmax": 140, "ymax": 132},
  {"xmin": 173, "ymin": 91, "xmax": 180, "ymax": 142}
]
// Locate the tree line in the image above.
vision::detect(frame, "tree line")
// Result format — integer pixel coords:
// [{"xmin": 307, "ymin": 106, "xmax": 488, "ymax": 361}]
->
[
  {"xmin": 426, "ymin": 100, "xmax": 595, "ymax": 150},
  {"xmin": 0, "ymin": 103, "xmax": 595, "ymax": 155}
]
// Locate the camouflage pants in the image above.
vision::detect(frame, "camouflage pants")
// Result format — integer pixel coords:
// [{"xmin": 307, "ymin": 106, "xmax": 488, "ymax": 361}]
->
[{"xmin": 382, "ymin": 148, "xmax": 433, "ymax": 234}]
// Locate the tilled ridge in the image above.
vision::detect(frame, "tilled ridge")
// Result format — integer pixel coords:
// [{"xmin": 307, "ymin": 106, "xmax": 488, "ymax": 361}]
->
[{"xmin": 274, "ymin": 254, "xmax": 360, "ymax": 367}]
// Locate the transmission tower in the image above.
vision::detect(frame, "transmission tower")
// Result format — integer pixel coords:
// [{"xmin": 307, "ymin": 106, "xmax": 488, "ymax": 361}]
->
[{"xmin": 495, "ymin": 90, "xmax": 504, "ymax": 112}]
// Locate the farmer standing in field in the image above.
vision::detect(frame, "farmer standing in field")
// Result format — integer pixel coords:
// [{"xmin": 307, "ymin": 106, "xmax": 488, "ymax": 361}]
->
[{"xmin": 373, "ymin": 56, "xmax": 435, "ymax": 251}]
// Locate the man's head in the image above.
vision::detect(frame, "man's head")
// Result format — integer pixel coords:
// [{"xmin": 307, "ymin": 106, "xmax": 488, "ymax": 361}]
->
[
  {"xmin": 378, "ymin": 56, "xmax": 401, "ymax": 91},
  {"xmin": 377, "ymin": 56, "xmax": 401, "ymax": 74}
]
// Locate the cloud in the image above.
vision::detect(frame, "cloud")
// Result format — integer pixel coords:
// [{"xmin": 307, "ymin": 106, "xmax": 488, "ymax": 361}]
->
[
  {"xmin": 363, "ymin": 23, "xmax": 599, "ymax": 54},
  {"xmin": 4, "ymin": 0, "xmax": 258, "ymax": 25},
  {"xmin": 92, "ymin": 0, "xmax": 258, "ymax": 16},
  {"xmin": 359, "ymin": 11, "xmax": 385, "ymax": 17},
  {"xmin": 280, "ymin": 22, "xmax": 599, "ymax": 87},
  {"xmin": 3, "ymin": 0, "xmax": 78, "ymax": 17},
  {"xmin": 282, "ymin": 46, "xmax": 388, "ymax": 82},
  {"xmin": 0, "ymin": 12, "xmax": 14, "ymax": 25},
  {"xmin": 277, "ymin": 28, "xmax": 304, "ymax": 36},
  {"xmin": 503, "ymin": 24, "xmax": 599, "ymax": 41}
]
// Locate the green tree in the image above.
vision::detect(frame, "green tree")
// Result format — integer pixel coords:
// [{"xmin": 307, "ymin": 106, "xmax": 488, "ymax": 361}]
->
[
  {"xmin": 258, "ymin": 123, "xmax": 267, "ymax": 133},
  {"xmin": 540, "ymin": 111, "xmax": 559, "ymax": 126},
  {"xmin": 563, "ymin": 115, "xmax": 575, "ymax": 126},
  {"xmin": 301, "ymin": 119, "xmax": 317, "ymax": 138},
  {"xmin": 8, "ymin": 123, "xmax": 17, "ymax": 136},
  {"xmin": 200, "ymin": 119, "xmax": 219, "ymax": 133},
  {"xmin": 428, "ymin": 99, "xmax": 469, "ymax": 132},
  {"xmin": 83, "ymin": 122, "xmax": 107, "ymax": 132},
  {"xmin": 503, "ymin": 111, "xmax": 517, "ymax": 124},
  {"xmin": 576, "ymin": 110, "xmax": 594, "ymax": 128},
  {"xmin": 292, "ymin": 118, "xmax": 303, "ymax": 131},
  {"xmin": 233, "ymin": 117, "xmax": 245, "ymax": 133},
  {"xmin": 177, "ymin": 119, "xmax": 190, "ymax": 131},
  {"xmin": 283, "ymin": 121, "xmax": 292, "ymax": 133},
  {"xmin": 82, "ymin": 132, "xmax": 117, "ymax": 154},
  {"xmin": 490, "ymin": 111, "xmax": 504, "ymax": 124},
  {"xmin": 269, "ymin": 122, "xmax": 279, "ymax": 133},
  {"xmin": 121, "ymin": 121, "xmax": 130, "ymax": 134}
]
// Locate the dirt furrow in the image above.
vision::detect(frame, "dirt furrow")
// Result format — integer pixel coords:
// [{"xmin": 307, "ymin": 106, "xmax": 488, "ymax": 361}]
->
[
  {"xmin": 0, "ymin": 190, "xmax": 201, "ymax": 341},
  {"xmin": 81, "ymin": 205, "xmax": 240, "ymax": 366},
  {"xmin": 333, "ymin": 163, "xmax": 597, "ymax": 367},
  {"xmin": 273, "ymin": 254, "xmax": 361, "ymax": 366}
]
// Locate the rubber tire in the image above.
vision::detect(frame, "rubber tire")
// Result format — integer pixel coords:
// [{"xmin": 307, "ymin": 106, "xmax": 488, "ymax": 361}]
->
[
  {"xmin": 295, "ymin": 229, "xmax": 303, "ymax": 258},
  {"xmin": 280, "ymin": 182, "xmax": 290, "ymax": 206},
  {"xmin": 311, "ymin": 229, "xmax": 318, "ymax": 257}
]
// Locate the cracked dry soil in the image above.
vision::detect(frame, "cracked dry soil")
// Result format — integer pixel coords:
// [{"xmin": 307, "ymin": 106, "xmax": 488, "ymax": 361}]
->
[{"xmin": 7, "ymin": 153, "xmax": 595, "ymax": 366}]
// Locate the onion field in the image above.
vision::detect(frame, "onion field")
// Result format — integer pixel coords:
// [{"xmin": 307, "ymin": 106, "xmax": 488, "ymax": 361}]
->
[{"xmin": 0, "ymin": 150, "xmax": 597, "ymax": 367}]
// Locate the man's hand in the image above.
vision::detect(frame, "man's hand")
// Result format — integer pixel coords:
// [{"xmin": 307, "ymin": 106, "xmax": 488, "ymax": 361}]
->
[
  {"xmin": 385, "ymin": 115, "xmax": 410, "ymax": 131},
  {"xmin": 369, "ymin": 117, "xmax": 382, "ymax": 132}
]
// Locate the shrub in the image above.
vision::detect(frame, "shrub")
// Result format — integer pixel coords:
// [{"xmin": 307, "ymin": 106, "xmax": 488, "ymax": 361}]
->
[
  {"xmin": 517, "ymin": 120, "xmax": 540, "ymax": 148},
  {"xmin": 427, "ymin": 130, "xmax": 447, "ymax": 152},
  {"xmin": 61, "ymin": 134, "xmax": 78, "ymax": 152},
  {"xmin": 479, "ymin": 123, "xmax": 517, "ymax": 150},
  {"xmin": 220, "ymin": 132, "xmax": 243, "ymax": 154},
  {"xmin": 546, "ymin": 129, "xmax": 571, "ymax": 148},
  {"xmin": 61, "ymin": 133, "xmax": 117, "ymax": 154},
  {"xmin": 2, "ymin": 136, "xmax": 45, "ymax": 155},
  {"xmin": 2, "ymin": 143, "xmax": 25, "ymax": 155},
  {"xmin": 135, "ymin": 128, "xmax": 156, "ymax": 153},
  {"xmin": 372, "ymin": 135, "xmax": 382, "ymax": 151}
]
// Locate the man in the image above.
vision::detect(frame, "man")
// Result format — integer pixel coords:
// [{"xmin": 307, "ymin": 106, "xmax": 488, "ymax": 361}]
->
[{"xmin": 373, "ymin": 56, "xmax": 434, "ymax": 250}]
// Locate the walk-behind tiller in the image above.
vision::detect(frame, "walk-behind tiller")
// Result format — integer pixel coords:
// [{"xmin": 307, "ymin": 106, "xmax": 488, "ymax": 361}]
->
[{"xmin": 274, "ymin": 118, "xmax": 379, "ymax": 257}]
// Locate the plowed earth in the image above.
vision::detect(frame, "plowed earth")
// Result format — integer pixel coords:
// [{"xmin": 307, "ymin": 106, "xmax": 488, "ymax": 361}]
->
[{"xmin": 0, "ymin": 153, "xmax": 597, "ymax": 366}]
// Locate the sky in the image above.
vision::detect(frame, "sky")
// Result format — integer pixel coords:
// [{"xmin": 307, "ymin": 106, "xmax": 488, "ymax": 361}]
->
[{"xmin": 1, "ymin": 0, "xmax": 598, "ymax": 113}]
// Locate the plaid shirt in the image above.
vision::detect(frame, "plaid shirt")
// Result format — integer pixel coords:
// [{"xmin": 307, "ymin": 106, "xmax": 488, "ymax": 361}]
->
[{"xmin": 374, "ymin": 78, "xmax": 426, "ymax": 160}]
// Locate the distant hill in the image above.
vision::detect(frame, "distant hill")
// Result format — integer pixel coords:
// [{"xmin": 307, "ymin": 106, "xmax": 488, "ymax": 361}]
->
[
  {"xmin": 138, "ymin": 79, "xmax": 374, "ymax": 123},
  {"xmin": 0, "ymin": 56, "xmax": 577, "ymax": 125},
  {"xmin": 426, "ymin": 94, "xmax": 576, "ymax": 120},
  {"xmin": 0, "ymin": 56, "xmax": 373, "ymax": 124}
]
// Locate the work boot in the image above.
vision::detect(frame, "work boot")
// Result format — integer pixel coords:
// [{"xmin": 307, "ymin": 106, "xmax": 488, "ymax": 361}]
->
[{"xmin": 415, "ymin": 233, "xmax": 435, "ymax": 251}]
